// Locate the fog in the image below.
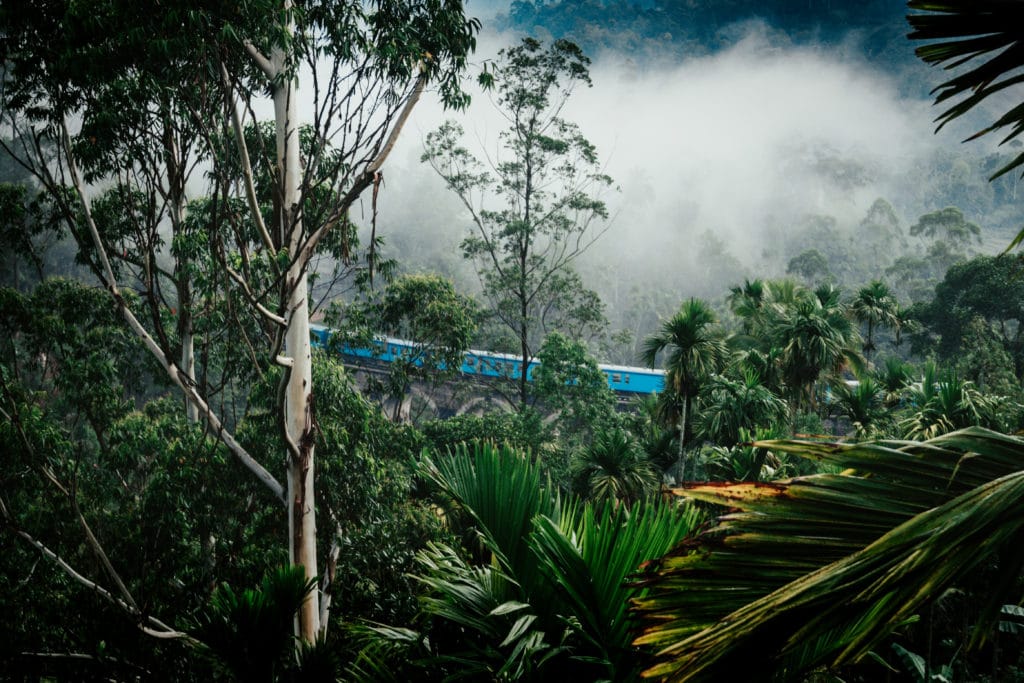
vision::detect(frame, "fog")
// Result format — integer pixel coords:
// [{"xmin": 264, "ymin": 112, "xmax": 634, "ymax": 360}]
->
[{"xmin": 354, "ymin": 21, "xmax": 1007, "ymax": 349}]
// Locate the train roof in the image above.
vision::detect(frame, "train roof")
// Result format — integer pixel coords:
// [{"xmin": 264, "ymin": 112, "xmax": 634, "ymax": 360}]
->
[{"xmin": 312, "ymin": 324, "xmax": 666, "ymax": 379}]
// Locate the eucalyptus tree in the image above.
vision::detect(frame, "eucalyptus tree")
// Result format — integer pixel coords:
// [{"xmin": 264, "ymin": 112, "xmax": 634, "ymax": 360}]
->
[
  {"xmin": 0, "ymin": 0, "xmax": 478, "ymax": 647},
  {"xmin": 785, "ymin": 248, "xmax": 831, "ymax": 285},
  {"xmin": 642, "ymin": 298, "xmax": 728, "ymax": 481},
  {"xmin": 423, "ymin": 37, "xmax": 614, "ymax": 408},
  {"xmin": 909, "ymin": 206, "xmax": 982, "ymax": 252}
]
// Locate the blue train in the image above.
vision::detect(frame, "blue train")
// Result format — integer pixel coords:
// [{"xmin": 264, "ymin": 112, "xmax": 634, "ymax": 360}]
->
[{"xmin": 309, "ymin": 324, "xmax": 665, "ymax": 395}]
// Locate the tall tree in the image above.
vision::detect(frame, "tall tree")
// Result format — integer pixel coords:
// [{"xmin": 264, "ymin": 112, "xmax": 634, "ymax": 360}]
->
[
  {"xmin": 423, "ymin": 37, "xmax": 613, "ymax": 408},
  {"xmin": 642, "ymin": 298, "xmax": 728, "ymax": 481},
  {"xmin": 914, "ymin": 255, "xmax": 1024, "ymax": 375},
  {"xmin": 0, "ymin": 0, "xmax": 478, "ymax": 645},
  {"xmin": 909, "ymin": 206, "xmax": 981, "ymax": 250}
]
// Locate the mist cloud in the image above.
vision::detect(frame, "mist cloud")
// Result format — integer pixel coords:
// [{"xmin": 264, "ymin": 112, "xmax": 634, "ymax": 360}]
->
[{"xmin": 374, "ymin": 23, "xmax": 988, "ymax": 318}]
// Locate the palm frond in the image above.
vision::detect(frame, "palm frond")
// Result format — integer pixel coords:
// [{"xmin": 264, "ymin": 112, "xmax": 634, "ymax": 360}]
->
[
  {"xmin": 908, "ymin": 1, "xmax": 1024, "ymax": 178},
  {"xmin": 632, "ymin": 428, "xmax": 1024, "ymax": 681}
]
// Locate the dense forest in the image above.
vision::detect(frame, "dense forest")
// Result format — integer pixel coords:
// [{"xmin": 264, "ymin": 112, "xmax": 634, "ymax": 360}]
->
[{"xmin": 3, "ymin": 0, "xmax": 1024, "ymax": 681}]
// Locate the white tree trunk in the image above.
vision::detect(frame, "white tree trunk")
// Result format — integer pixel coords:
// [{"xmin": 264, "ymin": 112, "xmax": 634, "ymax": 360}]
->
[
  {"xmin": 181, "ymin": 324, "xmax": 198, "ymax": 422},
  {"xmin": 273, "ymin": 15, "xmax": 320, "ymax": 641}
]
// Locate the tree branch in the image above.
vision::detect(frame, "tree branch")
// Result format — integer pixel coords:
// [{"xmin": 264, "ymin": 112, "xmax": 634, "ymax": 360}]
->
[
  {"xmin": 60, "ymin": 118, "xmax": 286, "ymax": 504},
  {"xmin": 243, "ymin": 40, "xmax": 276, "ymax": 79},
  {"xmin": 302, "ymin": 74, "xmax": 427, "ymax": 261},
  {"xmin": 0, "ymin": 497, "xmax": 198, "ymax": 645},
  {"xmin": 220, "ymin": 61, "xmax": 279, "ymax": 261}
]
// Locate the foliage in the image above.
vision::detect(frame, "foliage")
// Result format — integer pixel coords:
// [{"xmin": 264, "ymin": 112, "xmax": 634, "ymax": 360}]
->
[
  {"xmin": 632, "ymin": 428, "xmax": 1024, "ymax": 682},
  {"xmin": 423, "ymin": 37, "xmax": 613, "ymax": 406},
  {"xmin": 786, "ymin": 248, "xmax": 832, "ymax": 284},
  {"xmin": 772, "ymin": 282, "xmax": 864, "ymax": 412},
  {"xmin": 328, "ymin": 273, "xmax": 478, "ymax": 421},
  {"xmin": 828, "ymin": 376, "xmax": 890, "ymax": 439},
  {"xmin": 911, "ymin": 255, "xmax": 1024, "ymax": 376},
  {"xmin": 420, "ymin": 410, "xmax": 551, "ymax": 456},
  {"xmin": 694, "ymin": 370, "xmax": 789, "ymax": 448},
  {"xmin": 909, "ymin": 206, "xmax": 982, "ymax": 249},
  {"xmin": 356, "ymin": 442, "xmax": 703, "ymax": 681},
  {"xmin": 907, "ymin": 1, "xmax": 1024, "ymax": 181},
  {"xmin": 0, "ymin": 281, "xmax": 279, "ymax": 677},
  {"xmin": 901, "ymin": 362, "xmax": 1002, "ymax": 440},
  {"xmin": 193, "ymin": 566, "xmax": 321, "ymax": 682},
  {"xmin": 572, "ymin": 427, "xmax": 659, "ymax": 505},
  {"xmin": 531, "ymin": 331, "xmax": 620, "ymax": 446},
  {"xmin": 874, "ymin": 356, "xmax": 915, "ymax": 407},
  {"xmin": 0, "ymin": 182, "xmax": 66, "ymax": 289},
  {"xmin": 695, "ymin": 425, "xmax": 792, "ymax": 483}
]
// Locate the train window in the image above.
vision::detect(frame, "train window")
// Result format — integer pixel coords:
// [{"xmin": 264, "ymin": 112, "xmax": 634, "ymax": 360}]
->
[
  {"xmin": 494, "ymin": 361, "xmax": 503, "ymax": 372},
  {"xmin": 624, "ymin": 374, "xmax": 630, "ymax": 384},
  {"xmin": 612, "ymin": 374, "xmax": 621, "ymax": 383},
  {"xmin": 466, "ymin": 357, "xmax": 476, "ymax": 367}
]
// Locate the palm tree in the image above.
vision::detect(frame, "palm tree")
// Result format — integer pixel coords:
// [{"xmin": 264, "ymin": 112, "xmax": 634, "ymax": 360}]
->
[
  {"xmin": 631, "ymin": 428, "xmax": 1024, "ymax": 681},
  {"xmin": 193, "ymin": 567, "xmax": 335, "ymax": 682},
  {"xmin": 891, "ymin": 304, "xmax": 920, "ymax": 350},
  {"xmin": 901, "ymin": 362, "xmax": 999, "ymax": 440},
  {"xmin": 828, "ymin": 376, "xmax": 888, "ymax": 439},
  {"xmin": 694, "ymin": 369, "xmax": 789, "ymax": 448},
  {"xmin": 767, "ymin": 286, "xmax": 863, "ymax": 415},
  {"xmin": 641, "ymin": 299, "xmax": 728, "ymax": 481},
  {"xmin": 355, "ymin": 443, "xmax": 704, "ymax": 681},
  {"xmin": 574, "ymin": 428, "xmax": 659, "ymax": 506},
  {"xmin": 874, "ymin": 356, "xmax": 914, "ymax": 407},
  {"xmin": 727, "ymin": 278, "xmax": 766, "ymax": 336},
  {"xmin": 851, "ymin": 280, "xmax": 898, "ymax": 355}
]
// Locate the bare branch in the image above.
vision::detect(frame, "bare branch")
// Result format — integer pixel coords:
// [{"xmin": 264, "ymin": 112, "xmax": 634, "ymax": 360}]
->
[{"xmin": 302, "ymin": 74, "xmax": 427, "ymax": 261}]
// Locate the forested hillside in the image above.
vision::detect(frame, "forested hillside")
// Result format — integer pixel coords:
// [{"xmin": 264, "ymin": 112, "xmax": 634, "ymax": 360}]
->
[{"xmin": 3, "ymin": 1, "xmax": 1024, "ymax": 681}]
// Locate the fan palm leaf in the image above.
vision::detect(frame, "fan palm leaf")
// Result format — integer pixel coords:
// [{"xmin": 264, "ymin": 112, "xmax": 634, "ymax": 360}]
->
[
  {"xmin": 403, "ymin": 443, "xmax": 705, "ymax": 679},
  {"xmin": 632, "ymin": 428, "xmax": 1024, "ymax": 681}
]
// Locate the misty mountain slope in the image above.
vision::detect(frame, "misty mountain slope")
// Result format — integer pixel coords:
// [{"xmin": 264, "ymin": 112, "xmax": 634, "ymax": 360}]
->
[{"xmin": 495, "ymin": 0, "xmax": 915, "ymax": 69}]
